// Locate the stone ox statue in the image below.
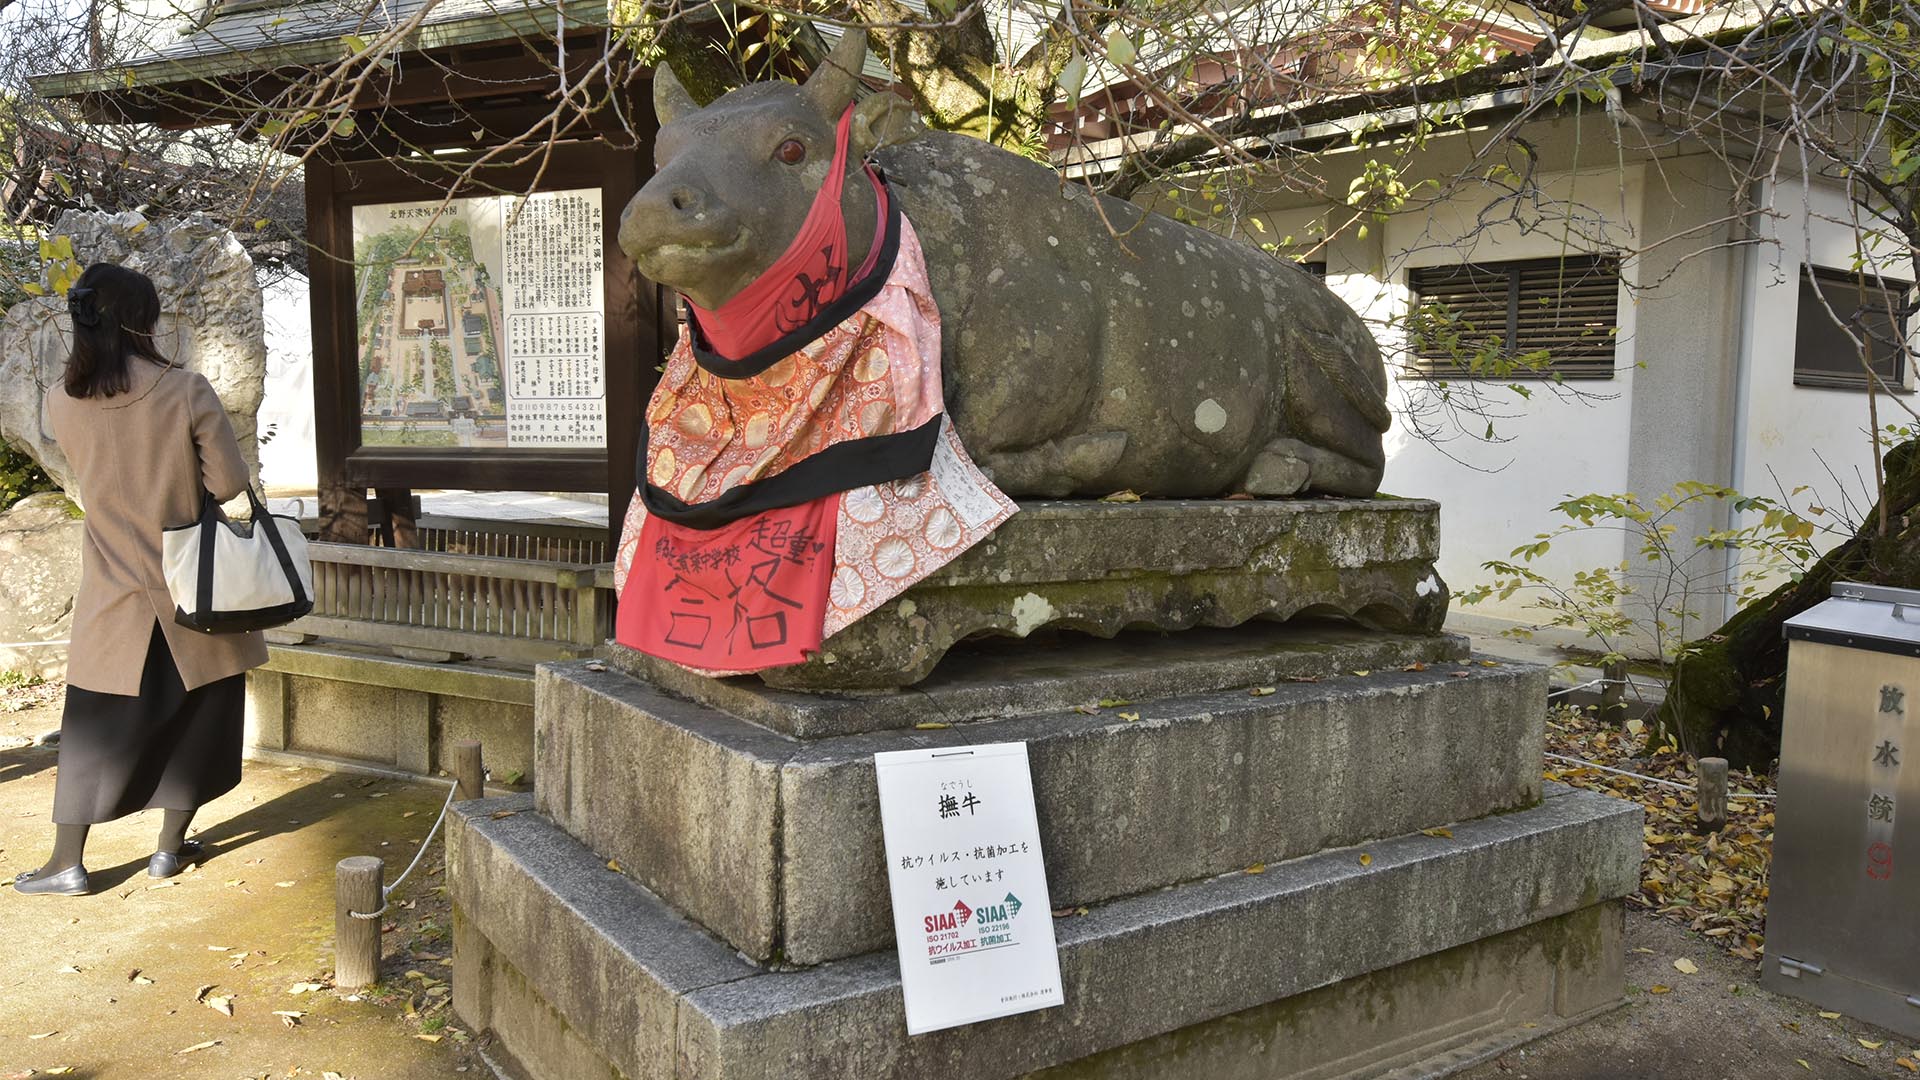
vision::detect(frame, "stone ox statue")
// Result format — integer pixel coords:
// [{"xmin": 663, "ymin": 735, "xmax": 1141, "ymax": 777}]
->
[{"xmin": 618, "ymin": 31, "xmax": 1390, "ymax": 498}]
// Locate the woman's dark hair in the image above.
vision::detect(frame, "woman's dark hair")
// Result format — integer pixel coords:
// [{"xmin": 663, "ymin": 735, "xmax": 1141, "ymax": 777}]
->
[{"xmin": 63, "ymin": 262, "xmax": 172, "ymax": 399}]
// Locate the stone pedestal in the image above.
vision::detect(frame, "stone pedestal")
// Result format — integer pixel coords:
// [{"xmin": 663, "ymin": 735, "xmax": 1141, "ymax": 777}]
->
[
  {"xmin": 447, "ymin": 501, "xmax": 1638, "ymax": 1079},
  {"xmin": 676, "ymin": 497, "xmax": 1449, "ymax": 690}
]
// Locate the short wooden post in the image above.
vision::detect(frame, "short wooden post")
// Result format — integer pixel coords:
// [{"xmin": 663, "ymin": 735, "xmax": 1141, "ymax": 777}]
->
[
  {"xmin": 1601, "ymin": 660, "xmax": 1627, "ymax": 720},
  {"xmin": 453, "ymin": 739, "xmax": 485, "ymax": 802},
  {"xmin": 1696, "ymin": 756, "xmax": 1729, "ymax": 833},
  {"xmin": 335, "ymin": 856, "xmax": 385, "ymax": 988}
]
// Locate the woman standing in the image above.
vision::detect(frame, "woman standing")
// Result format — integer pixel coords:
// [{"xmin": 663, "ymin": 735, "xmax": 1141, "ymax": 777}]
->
[{"xmin": 12, "ymin": 263, "xmax": 267, "ymax": 896}]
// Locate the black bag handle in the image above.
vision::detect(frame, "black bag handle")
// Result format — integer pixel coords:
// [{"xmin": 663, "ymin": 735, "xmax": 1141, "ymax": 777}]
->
[
  {"xmin": 248, "ymin": 486, "xmax": 308, "ymax": 608},
  {"xmin": 196, "ymin": 490, "xmax": 219, "ymax": 621},
  {"xmin": 194, "ymin": 487, "xmax": 309, "ymax": 621}
]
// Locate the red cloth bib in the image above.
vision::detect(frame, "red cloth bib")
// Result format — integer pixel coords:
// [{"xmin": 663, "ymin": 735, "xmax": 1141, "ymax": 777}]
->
[
  {"xmin": 686, "ymin": 105, "xmax": 888, "ymax": 359},
  {"xmin": 616, "ymin": 495, "xmax": 840, "ymax": 669}
]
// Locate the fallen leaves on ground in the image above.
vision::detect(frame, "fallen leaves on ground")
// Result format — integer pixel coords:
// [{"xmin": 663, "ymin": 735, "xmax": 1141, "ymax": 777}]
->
[
  {"xmin": 176, "ymin": 1040, "xmax": 219, "ymax": 1055},
  {"xmin": 1672, "ymin": 958, "xmax": 1699, "ymax": 975},
  {"xmin": 1544, "ymin": 704, "xmax": 1774, "ymax": 961}
]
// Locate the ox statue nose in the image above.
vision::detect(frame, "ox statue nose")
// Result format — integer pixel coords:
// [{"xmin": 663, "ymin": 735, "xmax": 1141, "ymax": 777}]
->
[{"xmin": 669, "ymin": 186, "xmax": 704, "ymax": 215}]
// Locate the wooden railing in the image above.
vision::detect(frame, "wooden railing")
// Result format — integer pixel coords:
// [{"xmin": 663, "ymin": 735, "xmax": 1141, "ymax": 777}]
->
[
  {"xmin": 370, "ymin": 515, "xmax": 611, "ymax": 564},
  {"xmin": 280, "ymin": 542, "xmax": 613, "ymax": 664}
]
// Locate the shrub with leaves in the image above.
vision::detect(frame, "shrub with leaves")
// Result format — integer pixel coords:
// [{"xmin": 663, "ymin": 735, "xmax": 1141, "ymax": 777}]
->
[
  {"xmin": 1458, "ymin": 481, "xmax": 1825, "ymax": 756},
  {"xmin": 0, "ymin": 439, "xmax": 58, "ymax": 513}
]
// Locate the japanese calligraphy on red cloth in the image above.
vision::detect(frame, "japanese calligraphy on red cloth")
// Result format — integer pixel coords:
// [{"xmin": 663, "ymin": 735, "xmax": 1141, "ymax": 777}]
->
[
  {"xmin": 619, "ymin": 496, "xmax": 839, "ymax": 669},
  {"xmin": 615, "ymin": 215, "xmax": 1015, "ymax": 674}
]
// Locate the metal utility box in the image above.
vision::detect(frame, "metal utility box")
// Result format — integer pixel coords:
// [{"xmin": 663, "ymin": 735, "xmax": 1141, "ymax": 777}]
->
[{"xmin": 1764, "ymin": 582, "xmax": 1920, "ymax": 1038}]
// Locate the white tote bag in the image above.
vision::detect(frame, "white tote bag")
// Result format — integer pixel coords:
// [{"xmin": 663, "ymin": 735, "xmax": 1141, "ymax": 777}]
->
[{"xmin": 163, "ymin": 488, "xmax": 315, "ymax": 633}]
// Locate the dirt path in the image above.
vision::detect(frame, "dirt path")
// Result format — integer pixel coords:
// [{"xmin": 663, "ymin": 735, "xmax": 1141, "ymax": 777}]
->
[
  {"xmin": 1458, "ymin": 908, "xmax": 1916, "ymax": 1080},
  {"xmin": 1, "ymin": 697, "xmax": 479, "ymax": 1080}
]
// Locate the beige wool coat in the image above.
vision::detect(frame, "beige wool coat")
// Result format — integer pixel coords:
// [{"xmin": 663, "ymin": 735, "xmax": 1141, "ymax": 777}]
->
[{"xmin": 48, "ymin": 361, "xmax": 268, "ymax": 696}]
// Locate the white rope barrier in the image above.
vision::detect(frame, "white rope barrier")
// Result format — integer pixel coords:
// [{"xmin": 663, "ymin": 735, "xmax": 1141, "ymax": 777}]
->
[
  {"xmin": 1545, "ymin": 752, "xmax": 1777, "ymax": 801},
  {"xmin": 348, "ymin": 778, "xmax": 461, "ymax": 921},
  {"xmin": 1545, "ymin": 676, "xmax": 1635, "ymax": 699},
  {"xmin": 0, "ymin": 639, "xmax": 70, "ymax": 649}
]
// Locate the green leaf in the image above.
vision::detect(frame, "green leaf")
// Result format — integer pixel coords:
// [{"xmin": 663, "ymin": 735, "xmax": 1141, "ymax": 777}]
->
[
  {"xmin": 1057, "ymin": 52, "xmax": 1087, "ymax": 106},
  {"xmin": 1105, "ymin": 29, "xmax": 1137, "ymax": 67}
]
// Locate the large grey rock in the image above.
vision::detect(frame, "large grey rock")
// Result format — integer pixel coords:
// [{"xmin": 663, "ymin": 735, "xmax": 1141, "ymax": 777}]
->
[
  {"xmin": 0, "ymin": 211, "xmax": 266, "ymax": 497},
  {"xmin": 618, "ymin": 497, "xmax": 1450, "ymax": 692},
  {"xmin": 0, "ymin": 492, "xmax": 84, "ymax": 679},
  {"xmin": 449, "ymin": 783, "xmax": 1641, "ymax": 1080},
  {"xmin": 624, "ymin": 30, "xmax": 1390, "ymax": 499},
  {"xmin": 537, "ymin": 651, "xmax": 1549, "ymax": 965}
]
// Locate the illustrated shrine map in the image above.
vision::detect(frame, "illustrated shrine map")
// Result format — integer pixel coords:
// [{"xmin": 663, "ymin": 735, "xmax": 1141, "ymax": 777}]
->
[{"xmin": 352, "ymin": 189, "xmax": 607, "ymax": 449}]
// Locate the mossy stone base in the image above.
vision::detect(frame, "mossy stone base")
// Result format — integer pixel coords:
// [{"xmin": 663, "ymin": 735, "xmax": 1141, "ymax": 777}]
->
[{"xmin": 620, "ymin": 496, "xmax": 1447, "ymax": 692}]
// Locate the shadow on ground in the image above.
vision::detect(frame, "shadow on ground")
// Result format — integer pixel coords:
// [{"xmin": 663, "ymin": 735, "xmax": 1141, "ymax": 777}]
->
[{"xmin": 0, "ymin": 705, "xmax": 480, "ymax": 1080}]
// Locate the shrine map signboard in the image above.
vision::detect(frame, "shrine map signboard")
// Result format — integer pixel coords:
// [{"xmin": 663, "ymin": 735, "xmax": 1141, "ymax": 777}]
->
[
  {"xmin": 352, "ymin": 189, "xmax": 606, "ymax": 449},
  {"xmin": 875, "ymin": 742, "xmax": 1065, "ymax": 1035}
]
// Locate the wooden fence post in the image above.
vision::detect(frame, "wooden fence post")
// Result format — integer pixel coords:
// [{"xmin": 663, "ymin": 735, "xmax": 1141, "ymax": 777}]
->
[
  {"xmin": 1601, "ymin": 660, "xmax": 1627, "ymax": 720},
  {"xmin": 1697, "ymin": 757, "xmax": 1729, "ymax": 833},
  {"xmin": 453, "ymin": 739, "xmax": 485, "ymax": 802},
  {"xmin": 335, "ymin": 856, "xmax": 385, "ymax": 988}
]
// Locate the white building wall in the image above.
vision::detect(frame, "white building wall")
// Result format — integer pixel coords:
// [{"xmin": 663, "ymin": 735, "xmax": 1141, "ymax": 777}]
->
[
  {"xmin": 1730, "ymin": 178, "xmax": 1917, "ymax": 610},
  {"xmin": 1278, "ymin": 167, "xmax": 1647, "ymax": 629}
]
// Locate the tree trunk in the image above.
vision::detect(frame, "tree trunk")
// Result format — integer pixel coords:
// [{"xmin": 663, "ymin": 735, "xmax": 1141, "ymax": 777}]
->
[{"xmin": 1659, "ymin": 440, "xmax": 1920, "ymax": 769}]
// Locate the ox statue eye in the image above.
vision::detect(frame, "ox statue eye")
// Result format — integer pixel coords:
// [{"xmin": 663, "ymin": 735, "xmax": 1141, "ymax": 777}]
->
[{"xmin": 776, "ymin": 138, "xmax": 808, "ymax": 165}]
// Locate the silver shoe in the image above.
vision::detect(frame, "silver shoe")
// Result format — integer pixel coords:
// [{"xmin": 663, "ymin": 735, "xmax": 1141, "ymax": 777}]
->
[
  {"xmin": 13, "ymin": 864, "xmax": 91, "ymax": 895},
  {"xmin": 148, "ymin": 839, "xmax": 204, "ymax": 879}
]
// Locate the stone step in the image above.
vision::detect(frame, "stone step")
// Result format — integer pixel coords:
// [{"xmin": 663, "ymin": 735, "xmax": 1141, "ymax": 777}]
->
[
  {"xmin": 612, "ymin": 621, "xmax": 1470, "ymax": 738},
  {"xmin": 535, "ymin": 657, "xmax": 1548, "ymax": 966},
  {"xmin": 449, "ymin": 784, "xmax": 1640, "ymax": 1080}
]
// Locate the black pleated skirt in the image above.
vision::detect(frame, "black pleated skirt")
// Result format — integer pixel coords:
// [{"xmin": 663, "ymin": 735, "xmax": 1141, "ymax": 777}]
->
[{"xmin": 52, "ymin": 622, "xmax": 245, "ymax": 825}]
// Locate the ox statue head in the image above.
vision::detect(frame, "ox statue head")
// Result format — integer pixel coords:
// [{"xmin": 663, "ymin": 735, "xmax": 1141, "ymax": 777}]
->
[{"xmin": 617, "ymin": 30, "xmax": 923, "ymax": 310}]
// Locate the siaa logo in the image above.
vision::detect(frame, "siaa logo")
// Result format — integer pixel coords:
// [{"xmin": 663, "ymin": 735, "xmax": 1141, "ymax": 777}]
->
[
  {"xmin": 974, "ymin": 892, "xmax": 1023, "ymax": 926},
  {"xmin": 924, "ymin": 900, "xmax": 973, "ymax": 933}
]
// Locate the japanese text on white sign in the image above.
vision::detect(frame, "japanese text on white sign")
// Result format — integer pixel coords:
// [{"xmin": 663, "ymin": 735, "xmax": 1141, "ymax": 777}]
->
[
  {"xmin": 874, "ymin": 742, "xmax": 1064, "ymax": 1035},
  {"xmin": 350, "ymin": 189, "xmax": 606, "ymax": 449}
]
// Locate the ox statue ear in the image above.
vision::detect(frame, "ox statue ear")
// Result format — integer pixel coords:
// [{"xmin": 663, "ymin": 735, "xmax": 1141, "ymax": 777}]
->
[
  {"xmin": 801, "ymin": 27, "xmax": 868, "ymax": 118},
  {"xmin": 852, "ymin": 92, "xmax": 923, "ymax": 157},
  {"xmin": 653, "ymin": 62, "xmax": 698, "ymax": 126}
]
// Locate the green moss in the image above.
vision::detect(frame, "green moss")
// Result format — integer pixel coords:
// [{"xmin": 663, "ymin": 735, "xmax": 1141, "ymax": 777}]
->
[{"xmin": 0, "ymin": 440, "xmax": 57, "ymax": 513}]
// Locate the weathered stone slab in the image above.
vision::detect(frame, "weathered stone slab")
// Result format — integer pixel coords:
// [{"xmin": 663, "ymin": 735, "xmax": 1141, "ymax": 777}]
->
[
  {"xmin": 249, "ymin": 644, "xmax": 536, "ymax": 780},
  {"xmin": 448, "ymin": 793, "xmax": 758, "ymax": 1080},
  {"xmin": 450, "ymin": 785, "xmax": 1640, "ymax": 1080},
  {"xmin": 619, "ymin": 621, "xmax": 1469, "ymax": 738},
  {"xmin": 536, "ymin": 655, "xmax": 1548, "ymax": 965},
  {"xmin": 0, "ymin": 492, "xmax": 84, "ymax": 680},
  {"xmin": 616, "ymin": 497, "xmax": 1446, "ymax": 691},
  {"xmin": 535, "ymin": 666, "xmax": 792, "ymax": 961},
  {"xmin": 1022, "ymin": 901, "xmax": 1625, "ymax": 1080}
]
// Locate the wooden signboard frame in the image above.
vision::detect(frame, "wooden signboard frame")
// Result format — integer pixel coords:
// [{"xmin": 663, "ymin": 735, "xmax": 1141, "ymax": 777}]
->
[{"xmin": 305, "ymin": 137, "xmax": 667, "ymax": 544}]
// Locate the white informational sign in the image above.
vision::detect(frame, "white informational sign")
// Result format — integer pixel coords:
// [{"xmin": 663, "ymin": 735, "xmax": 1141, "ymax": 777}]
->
[
  {"xmin": 350, "ymin": 189, "xmax": 606, "ymax": 449},
  {"xmin": 874, "ymin": 742, "xmax": 1065, "ymax": 1035}
]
